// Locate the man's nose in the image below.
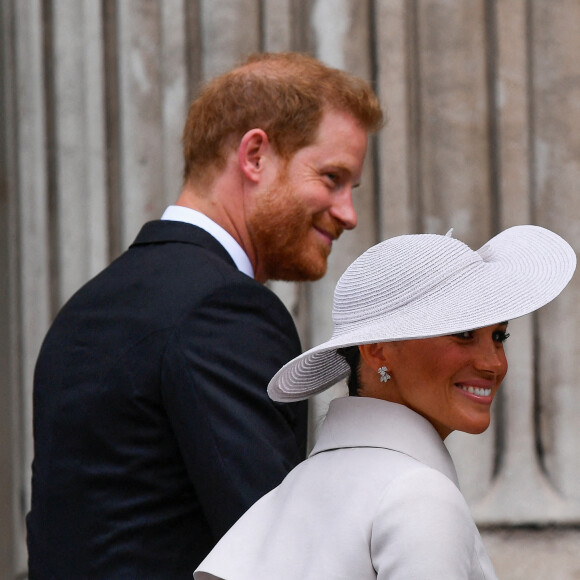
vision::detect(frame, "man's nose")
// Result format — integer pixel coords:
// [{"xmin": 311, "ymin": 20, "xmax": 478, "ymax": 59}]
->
[{"xmin": 329, "ymin": 189, "xmax": 357, "ymax": 230}]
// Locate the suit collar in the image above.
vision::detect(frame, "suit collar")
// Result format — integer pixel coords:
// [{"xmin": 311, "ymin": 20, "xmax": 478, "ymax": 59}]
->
[
  {"xmin": 160, "ymin": 206, "xmax": 254, "ymax": 277},
  {"xmin": 130, "ymin": 220, "xmax": 237, "ymax": 269},
  {"xmin": 310, "ymin": 396, "xmax": 459, "ymax": 487}
]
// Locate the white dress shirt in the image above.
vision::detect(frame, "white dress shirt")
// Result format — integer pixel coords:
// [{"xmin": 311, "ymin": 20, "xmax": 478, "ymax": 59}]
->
[
  {"xmin": 194, "ymin": 397, "xmax": 499, "ymax": 580},
  {"xmin": 161, "ymin": 205, "xmax": 254, "ymax": 278}
]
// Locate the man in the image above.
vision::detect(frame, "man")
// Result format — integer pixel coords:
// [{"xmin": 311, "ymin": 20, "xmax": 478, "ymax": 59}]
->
[{"xmin": 26, "ymin": 52, "xmax": 383, "ymax": 578}]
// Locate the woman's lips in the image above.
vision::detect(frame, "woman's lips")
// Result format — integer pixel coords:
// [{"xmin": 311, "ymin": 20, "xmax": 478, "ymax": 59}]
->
[
  {"xmin": 458, "ymin": 384, "xmax": 492, "ymax": 397},
  {"xmin": 455, "ymin": 379, "xmax": 495, "ymax": 399}
]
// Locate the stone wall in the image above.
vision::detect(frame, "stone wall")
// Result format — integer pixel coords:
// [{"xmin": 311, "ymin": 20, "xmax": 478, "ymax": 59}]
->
[{"xmin": 1, "ymin": 1, "xmax": 579, "ymax": 577}]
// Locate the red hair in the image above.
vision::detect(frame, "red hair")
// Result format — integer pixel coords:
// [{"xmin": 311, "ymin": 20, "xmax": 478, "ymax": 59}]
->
[{"xmin": 182, "ymin": 52, "xmax": 384, "ymax": 185}]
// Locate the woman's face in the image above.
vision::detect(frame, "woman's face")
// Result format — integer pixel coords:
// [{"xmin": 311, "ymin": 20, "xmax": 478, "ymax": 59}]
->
[{"xmin": 372, "ymin": 323, "xmax": 509, "ymax": 439}]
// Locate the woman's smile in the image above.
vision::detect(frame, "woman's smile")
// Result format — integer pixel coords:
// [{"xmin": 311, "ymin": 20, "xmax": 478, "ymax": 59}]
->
[{"xmin": 455, "ymin": 378, "xmax": 495, "ymax": 400}]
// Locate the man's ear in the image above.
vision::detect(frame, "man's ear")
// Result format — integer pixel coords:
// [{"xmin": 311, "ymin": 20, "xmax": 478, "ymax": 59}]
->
[{"xmin": 238, "ymin": 129, "xmax": 270, "ymax": 183}]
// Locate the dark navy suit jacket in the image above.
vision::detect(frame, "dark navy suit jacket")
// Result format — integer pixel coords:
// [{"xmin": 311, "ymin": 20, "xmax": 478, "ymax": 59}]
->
[{"xmin": 27, "ymin": 220, "xmax": 307, "ymax": 578}]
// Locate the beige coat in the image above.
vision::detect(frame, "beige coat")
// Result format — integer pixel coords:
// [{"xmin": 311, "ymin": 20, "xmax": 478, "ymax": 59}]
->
[{"xmin": 195, "ymin": 397, "xmax": 498, "ymax": 579}]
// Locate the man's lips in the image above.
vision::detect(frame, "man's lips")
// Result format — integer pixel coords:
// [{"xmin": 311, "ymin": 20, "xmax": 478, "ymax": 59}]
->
[
  {"xmin": 313, "ymin": 223, "xmax": 343, "ymax": 244},
  {"xmin": 314, "ymin": 227, "xmax": 335, "ymax": 244}
]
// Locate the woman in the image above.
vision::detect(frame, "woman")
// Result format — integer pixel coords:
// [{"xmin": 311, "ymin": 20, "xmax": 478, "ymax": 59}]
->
[{"xmin": 194, "ymin": 225, "xmax": 576, "ymax": 580}]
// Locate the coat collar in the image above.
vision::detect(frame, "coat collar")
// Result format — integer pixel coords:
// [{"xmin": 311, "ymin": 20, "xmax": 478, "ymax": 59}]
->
[{"xmin": 310, "ymin": 397, "xmax": 459, "ymax": 487}]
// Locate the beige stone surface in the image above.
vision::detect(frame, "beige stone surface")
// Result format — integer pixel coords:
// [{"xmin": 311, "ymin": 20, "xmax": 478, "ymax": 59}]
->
[
  {"xmin": 3, "ymin": 1, "xmax": 580, "ymax": 578},
  {"xmin": 482, "ymin": 528, "xmax": 580, "ymax": 580}
]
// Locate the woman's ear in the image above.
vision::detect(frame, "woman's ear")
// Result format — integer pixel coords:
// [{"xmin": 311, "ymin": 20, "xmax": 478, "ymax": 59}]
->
[
  {"xmin": 238, "ymin": 129, "xmax": 270, "ymax": 182},
  {"xmin": 357, "ymin": 343, "xmax": 394, "ymax": 399},
  {"xmin": 358, "ymin": 343, "xmax": 388, "ymax": 370}
]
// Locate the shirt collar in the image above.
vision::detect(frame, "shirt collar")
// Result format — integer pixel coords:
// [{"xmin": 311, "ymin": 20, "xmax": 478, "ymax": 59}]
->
[
  {"xmin": 161, "ymin": 205, "xmax": 254, "ymax": 278},
  {"xmin": 310, "ymin": 396, "xmax": 459, "ymax": 487}
]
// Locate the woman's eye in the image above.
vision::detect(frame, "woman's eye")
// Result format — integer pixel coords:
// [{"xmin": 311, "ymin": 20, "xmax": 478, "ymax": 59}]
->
[
  {"xmin": 451, "ymin": 329, "xmax": 509, "ymax": 342},
  {"xmin": 494, "ymin": 331, "xmax": 510, "ymax": 343},
  {"xmin": 452, "ymin": 331, "xmax": 473, "ymax": 340}
]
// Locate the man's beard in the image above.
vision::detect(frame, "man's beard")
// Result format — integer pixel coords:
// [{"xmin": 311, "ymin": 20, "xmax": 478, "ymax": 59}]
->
[{"xmin": 248, "ymin": 179, "xmax": 343, "ymax": 282}]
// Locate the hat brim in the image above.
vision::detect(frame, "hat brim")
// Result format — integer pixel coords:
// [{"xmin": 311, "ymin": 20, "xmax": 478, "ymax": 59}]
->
[{"xmin": 268, "ymin": 225, "xmax": 576, "ymax": 402}]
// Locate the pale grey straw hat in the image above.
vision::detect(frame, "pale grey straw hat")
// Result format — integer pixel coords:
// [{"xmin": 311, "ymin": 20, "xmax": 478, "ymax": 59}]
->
[{"xmin": 268, "ymin": 225, "xmax": 576, "ymax": 402}]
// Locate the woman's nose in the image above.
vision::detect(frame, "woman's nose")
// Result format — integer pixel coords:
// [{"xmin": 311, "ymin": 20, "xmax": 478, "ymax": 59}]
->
[{"xmin": 474, "ymin": 341, "xmax": 508, "ymax": 376}]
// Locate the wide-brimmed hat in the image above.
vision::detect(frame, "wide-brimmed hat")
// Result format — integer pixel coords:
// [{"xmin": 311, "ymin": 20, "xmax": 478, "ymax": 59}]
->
[{"xmin": 268, "ymin": 225, "xmax": 576, "ymax": 402}]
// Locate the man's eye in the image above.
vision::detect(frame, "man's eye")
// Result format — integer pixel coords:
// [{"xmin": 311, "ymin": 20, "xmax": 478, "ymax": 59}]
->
[{"xmin": 325, "ymin": 173, "xmax": 339, "ymax": 184}]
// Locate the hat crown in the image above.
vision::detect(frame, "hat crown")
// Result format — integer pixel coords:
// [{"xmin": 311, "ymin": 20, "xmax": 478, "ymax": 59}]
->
[{"xmin": 332, "ymin": 234, "xmax": 479, "ymax": 332}]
